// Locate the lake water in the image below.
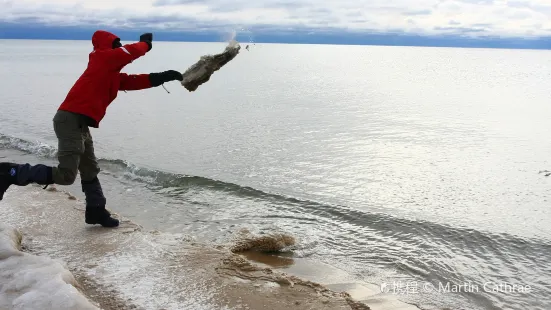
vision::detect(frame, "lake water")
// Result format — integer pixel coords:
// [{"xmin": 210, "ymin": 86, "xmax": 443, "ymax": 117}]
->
[{"xmin": 1, "ymin": 39, "xmax": 550, "ymax": 310}]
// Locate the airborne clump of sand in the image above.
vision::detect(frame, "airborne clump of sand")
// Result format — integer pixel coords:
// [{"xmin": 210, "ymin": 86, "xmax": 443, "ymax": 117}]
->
[
  {"xmin": 180, "ymin": 31, "xmax": 242, "ymax": 92},
  {"xmin": 230, "ymin": 228, "xmax": 296, "ymax": 253}
]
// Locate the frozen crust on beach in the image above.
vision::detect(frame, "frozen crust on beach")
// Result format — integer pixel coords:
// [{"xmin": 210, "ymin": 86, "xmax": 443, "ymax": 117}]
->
[
  {"xmin": 0, "ymin": 223, "xmax": 99, "ymax": 310},
  {"xmin": 0, "ymin": 185, "xmax": 371, "ymax": 310}
]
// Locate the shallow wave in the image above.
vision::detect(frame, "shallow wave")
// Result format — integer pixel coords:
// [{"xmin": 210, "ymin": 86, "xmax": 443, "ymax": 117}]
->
[
  {"xmin": 0, "ymin": 133, "xmax": 309, "ymax": 203},
  {"xmin": 2, "ymin": 132, "xmax": 550, "ymax": 248},
  {"xmin": 0, "ymin": 133, "xmax": 58, "ymax": 158}
]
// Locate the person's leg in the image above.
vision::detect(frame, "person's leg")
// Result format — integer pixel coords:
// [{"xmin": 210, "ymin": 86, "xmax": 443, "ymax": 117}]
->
[
  {"xmin": 0, "ymin": 162, "xmax": 53, "ymax": 200},
  {"xmin": 79, "ymin": 127, "xmax": 119, "ymax": 227},
  {"xmin": 52, "ymin": 110, "xmax": 84, "ymax": 186},
  {"xmin": 0, "ymin": 110, "xmax": 82, "ymax": 200}
]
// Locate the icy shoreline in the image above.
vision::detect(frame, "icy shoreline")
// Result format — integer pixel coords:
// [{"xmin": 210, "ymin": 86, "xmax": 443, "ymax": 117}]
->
[
  {"xmin": 0, "ymin": 223, "xmax": 99, "ymax": 310},
  {"xmin": 0, "ymin": 184, "xmax": 418, "ymax": 310}
]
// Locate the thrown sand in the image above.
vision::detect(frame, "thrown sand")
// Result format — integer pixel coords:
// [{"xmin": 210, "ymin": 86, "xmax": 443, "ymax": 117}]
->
[
  {"xmin": 181, "ymin": 40, "xmax": 241, "ymax": 91},
  {"xmin": 230, "ymin": 229, "xmax": 296, "ymax": 253},
  {"xmin": 0, "ymin": 185, "xmax": 371, "ymax": 310}
]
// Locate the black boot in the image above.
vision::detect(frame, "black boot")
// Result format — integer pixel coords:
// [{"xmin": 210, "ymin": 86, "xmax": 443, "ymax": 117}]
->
[
  {"xmin": 82, "ymin": 177, "xmax": 119, "ymax": 227},
  {"xmin": 0, "ymin": 162, "xmax": 53, "ymax": 200},
  {"xmin": 85, "ymin": 206, "xmax": 119, "ymax": 227}
]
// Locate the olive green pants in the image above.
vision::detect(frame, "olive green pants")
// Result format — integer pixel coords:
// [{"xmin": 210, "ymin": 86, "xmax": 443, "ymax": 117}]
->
[{"xmin": 52, "ymin": 110, "xmax": 100, "ymax": 185}]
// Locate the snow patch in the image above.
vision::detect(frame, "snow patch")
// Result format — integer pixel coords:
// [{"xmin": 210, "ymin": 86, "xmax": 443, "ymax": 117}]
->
[{"xmin": 0, "ymin": 223, "xmax": 98, "ymax": 310}]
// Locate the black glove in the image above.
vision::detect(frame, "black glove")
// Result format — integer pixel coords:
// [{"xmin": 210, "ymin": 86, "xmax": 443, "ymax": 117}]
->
[
  {"xmin": 149, "ymin": 70, "xmax": 183, "ymax": 87},
  {"xmin": 139, "ymin": 33, "xmax": 153, "ymax": 51}
]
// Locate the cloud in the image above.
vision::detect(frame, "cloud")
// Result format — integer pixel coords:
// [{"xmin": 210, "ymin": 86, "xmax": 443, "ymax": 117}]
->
[
  {"xmin": 405, "ymin": 10, "xmax": 433, "ymax": 16},
  {"xmin": 2, "ymin": 0, "xmax": 551, "ymax": 38}
]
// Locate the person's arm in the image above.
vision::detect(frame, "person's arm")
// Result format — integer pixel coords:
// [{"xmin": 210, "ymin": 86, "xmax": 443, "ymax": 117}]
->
[
  {"xmin": 119, "ymin": 73, "xmax": 152, "ymax": 91},
  {"xmin": 119, "ymin": 70, "xmax": 184, "ymax": 91},
  {"xmin": 102, "ymin": 42, "xmax": 149, "ymax": 69},
  {"xmin": 104, "ymin": 33, "xmax": 153, "ymax": 70}
]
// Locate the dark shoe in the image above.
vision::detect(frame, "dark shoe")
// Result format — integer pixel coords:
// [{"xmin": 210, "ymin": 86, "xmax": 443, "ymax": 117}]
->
[
  {"xmin": 85, "ymin": 206, "xmax": 119, "ymax": 227},
  {"xmin": 82, "ymin": 177, "xmax": 118, "ymax": 227}
]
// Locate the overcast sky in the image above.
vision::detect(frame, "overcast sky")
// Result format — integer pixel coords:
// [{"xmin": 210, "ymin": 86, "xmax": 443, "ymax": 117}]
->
[{"xmin": 2, "ymin": 0, "xmax": 551, "ymax": 38}]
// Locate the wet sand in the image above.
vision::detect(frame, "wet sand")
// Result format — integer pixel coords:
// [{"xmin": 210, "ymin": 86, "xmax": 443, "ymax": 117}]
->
[{"xmin": 0, "ymin": 184, "xmax": 419, "ymax": 310}]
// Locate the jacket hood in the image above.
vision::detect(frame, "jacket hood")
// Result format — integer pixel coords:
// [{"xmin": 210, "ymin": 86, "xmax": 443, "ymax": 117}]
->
[{"xmin": 92, "ymin": 30, "xmax": 119, "ymax": 51}]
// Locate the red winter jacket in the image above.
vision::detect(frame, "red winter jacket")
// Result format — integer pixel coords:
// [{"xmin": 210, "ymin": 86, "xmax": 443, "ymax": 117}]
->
[{"xmin": 58, "ymin": 30, "xmax": 152, "ymax": 127}]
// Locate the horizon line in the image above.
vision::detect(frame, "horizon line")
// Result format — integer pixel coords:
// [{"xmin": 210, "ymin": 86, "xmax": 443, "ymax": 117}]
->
[{"xmin": 2, "ymin": 37, "xmax": 551, "ymax": 51}]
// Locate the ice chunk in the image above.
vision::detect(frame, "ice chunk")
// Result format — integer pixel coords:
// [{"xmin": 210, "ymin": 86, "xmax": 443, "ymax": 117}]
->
[
  {"xmin": 0, "ymin": 223, "xmax": 98, "ymax": 310},
  {"xmin": 0, "ymin": 223, "xmax": 22, "ymax": 260}
]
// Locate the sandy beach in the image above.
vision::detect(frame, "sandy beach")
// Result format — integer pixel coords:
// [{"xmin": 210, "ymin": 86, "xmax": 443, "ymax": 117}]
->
[{"xmin": 0, "ymin": 184, "xmax": 420, "ymax": 310}]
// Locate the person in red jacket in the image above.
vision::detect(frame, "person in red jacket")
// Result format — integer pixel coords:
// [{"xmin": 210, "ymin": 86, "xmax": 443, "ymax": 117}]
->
[{"xmin": 0, "ymin": 30, "xmax": 183, "ymax": 227}]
